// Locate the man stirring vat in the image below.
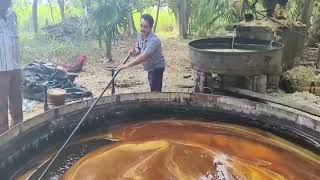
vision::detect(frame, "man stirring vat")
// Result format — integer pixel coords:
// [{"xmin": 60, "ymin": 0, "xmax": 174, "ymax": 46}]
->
[
  {"xmin": 118, "ymin": 14, "xmax": 166, "ymax": 92},
  {"xmin": 0, "ymin": 0, "xmax": 23, "ymax": 134}
]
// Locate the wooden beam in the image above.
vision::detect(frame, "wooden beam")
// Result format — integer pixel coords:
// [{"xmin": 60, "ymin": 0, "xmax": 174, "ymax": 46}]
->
[{"xmin": 224, "ymin": 87, "xmax": 320, "ymax": 117}]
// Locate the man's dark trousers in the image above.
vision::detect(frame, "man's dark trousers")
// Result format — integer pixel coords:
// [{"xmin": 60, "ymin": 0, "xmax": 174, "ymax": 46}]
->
[{"xmin": 148, "ymin": 67, "xmax": 165, "ymax": 92}]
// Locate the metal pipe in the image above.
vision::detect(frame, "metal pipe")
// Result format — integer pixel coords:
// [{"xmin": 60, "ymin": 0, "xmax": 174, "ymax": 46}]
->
[
  {"xmin": 44, "ymin": 86, "xmax": 49, "ymax": 112},
  {"xmin": 111, "ymin": 68, "xmax": 116, "ymax": 95},
  {"xmin": 38, "ymin": 52, "xmax": 132, "ymax": 180}
]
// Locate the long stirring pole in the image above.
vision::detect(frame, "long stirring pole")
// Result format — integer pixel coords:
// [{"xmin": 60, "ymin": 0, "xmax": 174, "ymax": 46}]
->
[{"xmin": 38, "ymin": 53, "xmax": 132, "ymax": 180}]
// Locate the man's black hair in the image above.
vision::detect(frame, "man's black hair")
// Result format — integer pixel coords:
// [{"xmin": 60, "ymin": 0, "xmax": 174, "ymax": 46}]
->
[{"xmin": 141, "ymin": 14, "xmax": 154, "ymax": 28}]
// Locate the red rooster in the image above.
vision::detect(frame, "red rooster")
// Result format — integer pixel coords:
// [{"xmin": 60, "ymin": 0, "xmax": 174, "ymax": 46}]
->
[{"xmin": 63, "ymin": 55, "xmax": 88, "ymax": 73}]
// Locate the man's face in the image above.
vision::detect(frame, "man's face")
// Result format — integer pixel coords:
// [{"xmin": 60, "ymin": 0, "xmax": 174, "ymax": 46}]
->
[
  {"xmin": 0, "ymin": 0, "xmax": 11, "ymax": 13},
  {"xmin": 140, "ymin": 19, "xmax": 152, "ymax": 37}
]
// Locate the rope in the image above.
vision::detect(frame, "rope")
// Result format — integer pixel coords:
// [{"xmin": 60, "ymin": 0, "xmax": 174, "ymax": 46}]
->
[{"xmin": 38, "ymin": 52, "xmax": 132, "ymax": 180}]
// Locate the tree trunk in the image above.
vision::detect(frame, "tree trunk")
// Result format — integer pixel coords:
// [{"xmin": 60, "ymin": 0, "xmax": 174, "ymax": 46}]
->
[
  {"xmin": 301, "ymin": 0, "xmax": 316, "ymax": 27},
  {"xmin": 140, "ymin": 0, "xmax": 143, "ymax": 17},
  {"xmin": 32, "ymin": 0, "xmax": 38, "ymax": 34},
  {"xmin": 98, "ymin": 27, "xmax": 103, "ymax": 48},
  {"xmin": 307, "ymin": 20, "xmax": 320, "ymax": 47},
  {"xmin": 185, "ymin": 0, "xmax": 191, "ymax": 35},
  {"xmin": 57, "ymin": 0, "xmax": 66, "ymax": 20},
  {"xmin": 178, "ymin": 0, "xmax": 187, "ymax": 39},
  {"xmin": 128, "ymin": 12, "xmax": 137, "ymax": 36},
  {"xmin": 171, "ymin": 0, "xmax": 189, "ymax": 39},
  {"xmin": 105, "ymin": 37, "xmax": 112, "ymax": 62},
  {"xmin": 172, "ymin": 10, "xmax": 178, "ymax": 30},
  {"xmin": 49, "ymin": 1, "xmax": 55, "ymax": 23},
  {"xmin": 106, "ymin": 41, "xmax": 112, "ymax": 62},
  {"xmin": 154, "ymin": 0, "xmax": 161, "ymax": 32},
  {"xmin": 316, "ymin": 44, "xmax": 320, "ymax": 69}
]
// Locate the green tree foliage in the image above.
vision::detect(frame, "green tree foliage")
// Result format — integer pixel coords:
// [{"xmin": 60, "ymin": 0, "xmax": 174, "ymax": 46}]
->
[
  {"xmin": 190, "ymin": 0, "xmax": 240, "ymax": 37},
  {"xmin": 168, "ymin": 0, "xmax": 191, "ymax": 38},
  {"xmin": 286, "ymin": 0, "xmax": 304, "ymax": 21},
  {"xmin": 281, "ymin": 0, "xmax": 320, "ymax": 25},
  {"xmin": 234, "ymin": 0, "xmax": 259, "ymax": 16},
  {"xmin": 85, "ymin": 0, "xmax": 129, "ymax": 61},
  {"xmin": 131, "ymin": 0, "xmax": 155, "ymax": 15}
]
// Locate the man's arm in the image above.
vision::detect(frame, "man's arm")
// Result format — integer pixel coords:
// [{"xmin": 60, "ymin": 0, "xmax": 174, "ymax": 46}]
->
[
  {"xmin": 119, "ymin": 38, "xmax": 160, "ymax": 70},
  {"xmin": 119, "ymin": 52, "xmax": 150, "ymax": 70}
]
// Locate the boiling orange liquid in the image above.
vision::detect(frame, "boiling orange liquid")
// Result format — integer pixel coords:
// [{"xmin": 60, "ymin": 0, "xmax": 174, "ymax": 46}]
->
[{"xmin": 63, "ymin": 120, "xmax": 320, "ymax": 180}]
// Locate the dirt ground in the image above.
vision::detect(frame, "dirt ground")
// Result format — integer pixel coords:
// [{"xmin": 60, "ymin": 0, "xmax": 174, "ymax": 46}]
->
[
  {"xmin": 76, "ymin": 38, "xmax": 194, "ymax": 95},
  {"xmin": 24, "ymin": 39, "xmax": 320, "ymax": 120},
  {"xmin": 24, "ymin": 37, "xmax": 194, "ymax": 119},
  {"xmin": 274, "ymin": 47, "xmax": 320, "ymax": 110}
]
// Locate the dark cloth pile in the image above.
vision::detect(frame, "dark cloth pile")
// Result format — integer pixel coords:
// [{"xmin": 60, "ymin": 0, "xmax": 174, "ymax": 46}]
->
[{"xmin": 22, "ymin": 62, "xmax": 92, "ymax": 102}]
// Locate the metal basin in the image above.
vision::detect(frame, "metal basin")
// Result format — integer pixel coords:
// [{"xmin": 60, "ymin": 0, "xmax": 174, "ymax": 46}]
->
[
  {"xmin": 189, "ymin": 37, "xmax": 284, "ymax": 76},
  {"xmin": 0, "ymin": 93, "xmax": 319, "ymax": 179}
]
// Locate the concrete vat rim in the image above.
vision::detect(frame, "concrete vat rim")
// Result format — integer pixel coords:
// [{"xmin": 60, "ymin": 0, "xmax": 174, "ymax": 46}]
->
[
  {"xmin": 1, "ymin": 92, "xmax": 320, "ymax": 178},
  {"xmin": 188, "ymin": 37, "xmax": 284, "ymax": 55},
  {"xmin": 1, "ymin": 92, "xmax": 320, "ymax": 146}
]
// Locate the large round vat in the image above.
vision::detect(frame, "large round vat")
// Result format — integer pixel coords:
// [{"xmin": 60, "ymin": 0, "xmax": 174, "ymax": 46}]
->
[
  {"xmin": 188, "ymin": 38, "xmax": 284, "ymax": 76},
  {"xmin": 0, "ymin": 93, "xmax": 319, "ymax": 179}
]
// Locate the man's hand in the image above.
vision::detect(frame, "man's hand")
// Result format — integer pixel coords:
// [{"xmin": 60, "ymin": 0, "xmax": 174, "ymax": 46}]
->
[
  {"xmin": 117, "ymin": 47, "xmax": 149, "ymax": 71},
  {"xmin": 130, "ymin": 47, "xmax": 141, "ymax": 56},
  {"xmin": 117, "ymin": 63, "xmax": 129, "ymax": 71},
  {"xmin": 129, "ymin": 47, "xmax": 136, "ymax": 54}
]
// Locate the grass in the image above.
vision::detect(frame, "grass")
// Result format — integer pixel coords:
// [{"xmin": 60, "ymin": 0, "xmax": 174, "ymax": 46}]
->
[
  {"xmin": 14, "ymin": 4, "xmax": 100, "ymax": 66},
  {"xmin": 15, "ymin": 5, "xmax": 178, "ymax": 66},
  {"xmin": 19, "ymin": 32, "xmax": 104, "ymax": 66},
  {"xmin": 14, "ymin": 4, "xmax": 83, "ymax": 32}
]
